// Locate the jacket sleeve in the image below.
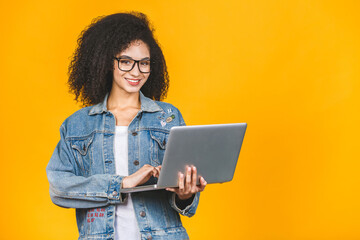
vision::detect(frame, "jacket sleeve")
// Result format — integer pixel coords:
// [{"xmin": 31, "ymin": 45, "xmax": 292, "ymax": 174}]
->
[
  {"xmin": 46, "ymin": 124, "xmax": 127, "ymax": 209},
  {"xmin": 168, "ymin": 192, "xmax": 200, "ymax": 217},
  {"xmin": 167, "ymin": 106, "xmax": 200, "ymax": 217}
]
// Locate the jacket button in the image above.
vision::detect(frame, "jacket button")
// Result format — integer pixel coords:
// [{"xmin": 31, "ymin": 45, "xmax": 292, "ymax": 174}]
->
[
  {"xmin": 112, "ymin": 191, "xmax": 118, "ymax": 196},
  {"xmin": 132, "ymin": 132, "xmax": 138, "ymax": 136},
  {"xmin": 133, "ymin": 160, "xmax": 139, "ymax": 166},
  {"xmin": 140, "ymin": 211, "xmax": 146, "ymax": 217}
]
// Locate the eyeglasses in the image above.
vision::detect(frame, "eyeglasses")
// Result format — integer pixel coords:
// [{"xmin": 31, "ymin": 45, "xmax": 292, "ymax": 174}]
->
[{"xmin": 114, "ymin": 57, "xmax": 151, "ymax": 73}]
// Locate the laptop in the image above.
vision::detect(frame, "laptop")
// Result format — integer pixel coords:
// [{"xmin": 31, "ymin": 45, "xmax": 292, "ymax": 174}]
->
[{"xmin": 121, "ymin": 123, "xmax": 247, "ymax": 193}]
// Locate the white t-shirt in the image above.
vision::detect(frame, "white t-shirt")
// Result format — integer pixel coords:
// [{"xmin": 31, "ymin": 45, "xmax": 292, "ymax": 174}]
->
[{"xmin": 114, "ymin": 126, "xmax": 141, "ymax": 240}]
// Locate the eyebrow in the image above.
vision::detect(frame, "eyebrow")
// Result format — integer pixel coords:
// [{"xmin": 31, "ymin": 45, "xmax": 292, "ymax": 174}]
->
[{"xmin": 120, "ymin": 55, "xmax": 150, "ymax": 61}]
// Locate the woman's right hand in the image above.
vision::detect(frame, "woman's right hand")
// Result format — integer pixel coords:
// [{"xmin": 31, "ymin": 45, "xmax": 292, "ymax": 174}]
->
[{"xmin": 122, "ymin": 164, "xmax": 161, "ymax": 188}]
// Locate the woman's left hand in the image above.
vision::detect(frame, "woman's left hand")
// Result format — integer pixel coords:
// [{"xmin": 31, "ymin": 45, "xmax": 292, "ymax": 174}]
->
[{"xmin": 166, "ymin": 166, "xmax": 207, "ymax": 200}]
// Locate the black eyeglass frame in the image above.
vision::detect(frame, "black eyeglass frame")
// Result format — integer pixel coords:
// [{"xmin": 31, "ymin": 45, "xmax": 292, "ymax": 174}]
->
[{"xmin": 114, "ymin": 57, "xmax": 151, "ymax": 73}]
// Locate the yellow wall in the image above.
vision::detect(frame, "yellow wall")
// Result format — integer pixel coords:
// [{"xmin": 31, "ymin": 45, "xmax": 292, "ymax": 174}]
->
[{"xmin": 1, "ymin": 1, "xmax": 359, "ymax": 239}]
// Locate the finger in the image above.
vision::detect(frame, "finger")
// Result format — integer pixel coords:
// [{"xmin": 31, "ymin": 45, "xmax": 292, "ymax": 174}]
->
[
  {"xmin": 199, "ymin": 177, "xmax": 207, "ymax": 191},
  {"xmin": 185, "ymin": 166, "xmax": 192, "ymax": 191},
  {"xmin": 178, "ymin": 173, "xmax": 185, "ymax": 191},
  {"xmin": 165, "ymin": 187, "xmax": 177, "ymax": 193},
  {"xmin": 191, "ymin": 166, "xmax": 197, "ymax": 192},
  {"xmin": 155, "ymin": 166, "xmax": 162, "ymax": 176},
  {"xmin": 153, "ymin": 167, "xmax": 160, "ymax": 178}
]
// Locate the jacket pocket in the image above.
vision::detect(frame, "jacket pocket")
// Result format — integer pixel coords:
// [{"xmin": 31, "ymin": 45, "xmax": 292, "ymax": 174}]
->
[
  {"xmin": 150, "ymin": 130, "xmax": 169, "ymax": 166},
  {"xmin": 69, "ymin": 133, "xmax": 94, "ymax": 176}
]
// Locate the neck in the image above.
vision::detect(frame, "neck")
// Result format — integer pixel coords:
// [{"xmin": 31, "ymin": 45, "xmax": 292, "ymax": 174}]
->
[{"xmin": 107, "ymin": 89, "xmax": 141, "ymax": 110}]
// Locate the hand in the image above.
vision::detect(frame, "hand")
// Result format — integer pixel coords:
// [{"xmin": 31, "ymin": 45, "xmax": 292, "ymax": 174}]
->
[
  {"xmin": 166, "ymin": 166, "xmax": 207, "ymax": 200},
  {"xmin": 122, "ymin": 164, "xmax": 161, "ymax": 188}
]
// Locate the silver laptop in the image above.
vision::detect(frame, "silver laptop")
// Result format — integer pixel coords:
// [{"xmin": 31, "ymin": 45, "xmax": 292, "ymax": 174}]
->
[{"xmin": 121, "ymin": 123, "xmax": 247, "ymax": 193}]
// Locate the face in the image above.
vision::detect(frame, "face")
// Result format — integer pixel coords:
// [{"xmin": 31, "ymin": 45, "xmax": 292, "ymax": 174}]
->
[{"xmin": 112, "ymin": 40, "xmax": 150, "ymax": 95}]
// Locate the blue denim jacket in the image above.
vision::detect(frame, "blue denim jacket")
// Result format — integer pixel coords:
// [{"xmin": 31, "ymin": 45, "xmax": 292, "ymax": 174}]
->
[{"xmin": 46, "ymin": 92, "xmax": 200, "ymax": 240}]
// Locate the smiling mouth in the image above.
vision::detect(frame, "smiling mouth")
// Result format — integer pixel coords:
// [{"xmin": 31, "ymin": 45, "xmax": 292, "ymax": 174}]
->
[
  {"xmin": 127, "ymin": 79, "xmax": 140, "ymax": 83},
  {"xmin": 125, "ymin": 78, "xmax": 141, "ymax": 85}
]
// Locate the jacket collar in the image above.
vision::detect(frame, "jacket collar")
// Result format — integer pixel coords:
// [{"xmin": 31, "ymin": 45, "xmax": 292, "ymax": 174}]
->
[{"xmin": 88, "ymin": 91, "xmax": 162, "ymax": 115}]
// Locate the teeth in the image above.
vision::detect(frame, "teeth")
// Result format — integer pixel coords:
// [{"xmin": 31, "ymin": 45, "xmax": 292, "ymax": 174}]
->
[{"xmin": 127, "ymin": 79, "xmax": 140, "ymax": 83}]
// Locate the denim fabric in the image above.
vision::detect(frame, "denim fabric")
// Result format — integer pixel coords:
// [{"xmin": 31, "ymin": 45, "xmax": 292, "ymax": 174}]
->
[{"xmin": 46, "ymin": 92, "xmax": 200, "ymax": 240}]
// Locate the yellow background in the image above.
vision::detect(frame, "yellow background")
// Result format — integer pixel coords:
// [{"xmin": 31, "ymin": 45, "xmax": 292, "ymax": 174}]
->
[{"xmin": 1, "ymin": 0, "xmax": 359, "ymax": 239}]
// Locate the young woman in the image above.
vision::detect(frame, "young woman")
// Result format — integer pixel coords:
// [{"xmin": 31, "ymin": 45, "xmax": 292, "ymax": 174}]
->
[{"xmin": 46, "ymin": 12, "xmax": 206, "ymax": 240}]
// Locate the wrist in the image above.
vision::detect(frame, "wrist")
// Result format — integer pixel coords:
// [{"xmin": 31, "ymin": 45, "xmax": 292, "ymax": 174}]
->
[
  {"xmin": 122, "ymin": 177, "xmax": 130, "ymax": 188},
  {"xmin": 176, "ymin": 193, "xmax": 194, "ymax": 201},
  {"xmin": 175, "ymin": 194, "xmax": 195, "ymax": 210}
]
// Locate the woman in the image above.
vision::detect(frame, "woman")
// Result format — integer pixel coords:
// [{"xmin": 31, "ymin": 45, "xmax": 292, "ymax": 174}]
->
[{"xmin": 46, "ymin": 12, "xmax": 206, "ymax": 240}]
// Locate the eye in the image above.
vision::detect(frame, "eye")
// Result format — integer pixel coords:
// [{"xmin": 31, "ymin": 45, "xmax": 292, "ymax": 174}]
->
[
  {"xmin": 140, "ymin": 60, "xmax": 150, "ymax": 66},
  {"xmin": 119, "ymin": 59, "xmax": 133, "ymax": 65}
]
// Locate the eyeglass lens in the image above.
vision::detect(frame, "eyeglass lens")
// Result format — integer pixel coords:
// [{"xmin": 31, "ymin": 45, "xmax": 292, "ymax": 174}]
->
[{"xmin": 118, "ymin": 59, "xmax": 150, "ymax": 73}]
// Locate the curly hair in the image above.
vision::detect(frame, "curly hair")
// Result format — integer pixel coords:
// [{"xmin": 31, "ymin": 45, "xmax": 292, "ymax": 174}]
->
[{"xmin": 68, "ymin": 12, "xmax": 169, "ymax": 106}]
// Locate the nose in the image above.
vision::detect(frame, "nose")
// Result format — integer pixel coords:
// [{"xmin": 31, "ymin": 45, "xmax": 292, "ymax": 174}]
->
[{"xmin": 129, "ymin": 62, "xmax": 141, "ymax": 76}]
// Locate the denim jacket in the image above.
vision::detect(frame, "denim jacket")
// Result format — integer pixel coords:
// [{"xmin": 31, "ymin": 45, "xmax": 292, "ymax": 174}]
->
[{"xmin": 46, "ymin": 92, "xmax": 200, "ymax": 240}]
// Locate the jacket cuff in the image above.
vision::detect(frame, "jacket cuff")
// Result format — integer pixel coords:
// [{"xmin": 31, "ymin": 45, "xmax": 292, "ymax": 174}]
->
[
  {"xmin": 108, "ymin": 175, "xmax": 127, "ymax": 204},
  {"xmin": 170, "ymin": 192, "xmax": 200, "ymax": 217}
]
